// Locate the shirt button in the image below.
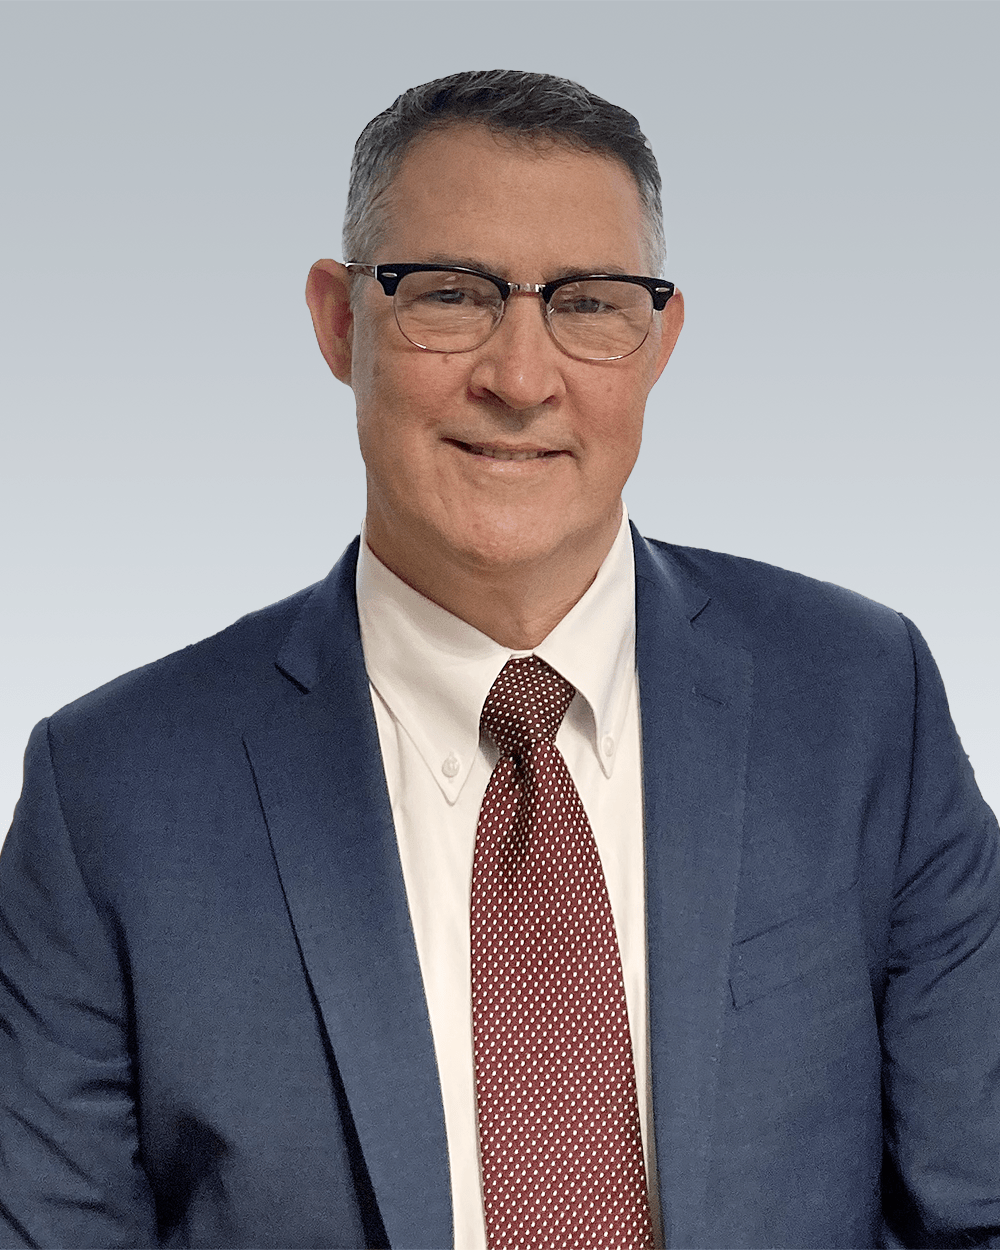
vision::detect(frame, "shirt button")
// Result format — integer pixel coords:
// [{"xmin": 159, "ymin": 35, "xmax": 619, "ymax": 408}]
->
[
  {"xmin": 442, "ymin": 753, "xmax": 460, "ymax": 778},
  {"xmin": 602, "ymin": 735, "xmax": 615, "ymax": 757}
]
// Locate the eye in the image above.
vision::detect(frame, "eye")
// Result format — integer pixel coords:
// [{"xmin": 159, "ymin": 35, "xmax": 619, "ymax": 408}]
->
[
  {"xmin": 549, "ymin": 282, "xmax": 624, "ymax": 316},
  {"xmin": 562, "ymin": 296, "xmax": 615, "ymax": 314},
  {"xmin": 399, "ymin": 271, "xmax": 501, "ymax": 311},
  {"xmin": 421, "ymin": 285, "xmax": 478, "ymax": 306}
]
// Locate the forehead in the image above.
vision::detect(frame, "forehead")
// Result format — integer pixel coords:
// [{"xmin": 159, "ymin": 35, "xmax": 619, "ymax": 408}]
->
[{"xmin": 374, "ymin": 124, "xmax": 650, "ymax": 276}]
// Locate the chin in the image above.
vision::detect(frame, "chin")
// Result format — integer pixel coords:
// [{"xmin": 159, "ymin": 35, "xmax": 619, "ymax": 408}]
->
[{"xmin": 443, "ymin": 514, "xmax": 581, "ymax": 574}]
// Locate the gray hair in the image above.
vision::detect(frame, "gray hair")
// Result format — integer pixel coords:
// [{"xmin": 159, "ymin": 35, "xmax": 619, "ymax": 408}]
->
[{"xmin": 342, "ymin": 69, "xmax": 666, "ymax": 274}]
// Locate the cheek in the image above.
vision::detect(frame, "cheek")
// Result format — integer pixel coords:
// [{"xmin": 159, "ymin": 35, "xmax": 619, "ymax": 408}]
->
[
  {"xmin": 581, "ymin": 380, "xmax": 646, "ymax": 465},
  {"xmin": 596, "ymin": 408, "xmax": 645, "ymax": 495},
  {"xmin": 609, "ymin": 426, "xmax": 644, "ymax": 487},
  {"xmin": 354, "ymin": 357, "xmax": 455, "ymax": 478},
  {"xmin": 359, "ymin": 325, "xmax": 465, "ymax": 403},
  {"xmin": 352, "ymin": 352, "xmax": 411, "ymax": 457}
]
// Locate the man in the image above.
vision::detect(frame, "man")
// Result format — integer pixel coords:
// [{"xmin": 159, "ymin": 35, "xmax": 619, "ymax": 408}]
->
[{"xmin": 1, "ymin": 68, "xmax": 998, "ymax": 1250}]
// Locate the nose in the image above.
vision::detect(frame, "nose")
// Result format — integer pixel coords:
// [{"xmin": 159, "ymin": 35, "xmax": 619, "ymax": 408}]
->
[{"xmin": 467, "ymin": 291, "xmax": 565, "ymax": 412}]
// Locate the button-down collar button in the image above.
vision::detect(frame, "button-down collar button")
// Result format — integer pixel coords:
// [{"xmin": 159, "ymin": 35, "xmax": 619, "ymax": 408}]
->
[
  {"xmin": 601, "ymin": 734, "xmax": 615, "ymax": 757},
  {"xmin": 442, "ymin": 753, "xmax": 461, "ymax": 779}
]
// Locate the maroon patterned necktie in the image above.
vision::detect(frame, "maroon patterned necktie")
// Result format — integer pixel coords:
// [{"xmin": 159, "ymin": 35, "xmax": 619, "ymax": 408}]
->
[{"xmin": 471, "ymin": 656, "xmax": 654, "ymax": 1250}]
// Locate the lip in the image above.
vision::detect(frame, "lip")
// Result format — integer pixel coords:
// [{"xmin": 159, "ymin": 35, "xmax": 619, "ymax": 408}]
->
[{"xmin": 445, "ymin": 438, "xmax": 565, "ymax": 462}]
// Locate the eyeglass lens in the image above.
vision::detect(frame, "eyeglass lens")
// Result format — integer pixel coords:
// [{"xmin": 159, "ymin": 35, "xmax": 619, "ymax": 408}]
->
[{"xmin": 392, "ymin": 270, "xmax": 654, "ymax": 360}]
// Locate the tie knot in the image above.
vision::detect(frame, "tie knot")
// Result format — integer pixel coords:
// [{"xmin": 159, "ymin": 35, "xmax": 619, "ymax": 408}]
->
[{"xmin": 480, "ymin": 656, "xmax": 576, "ymax": 762}]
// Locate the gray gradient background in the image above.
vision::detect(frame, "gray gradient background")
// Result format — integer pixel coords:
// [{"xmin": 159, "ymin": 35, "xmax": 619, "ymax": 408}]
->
[{"xmin": 1, "ymin": 1, "xmax": 997, "ymax": 834}]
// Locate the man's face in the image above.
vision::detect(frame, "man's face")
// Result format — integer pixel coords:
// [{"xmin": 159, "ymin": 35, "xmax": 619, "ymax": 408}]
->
[{"xmin": 315, "ymin": 124, "xmax": 682, "ymax": 598}]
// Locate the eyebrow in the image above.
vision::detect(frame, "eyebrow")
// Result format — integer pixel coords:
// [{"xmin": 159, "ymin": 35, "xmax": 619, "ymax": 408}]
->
[{"xmin": 411, "ymin": 254, "xmax": 640, "ymax": 281}]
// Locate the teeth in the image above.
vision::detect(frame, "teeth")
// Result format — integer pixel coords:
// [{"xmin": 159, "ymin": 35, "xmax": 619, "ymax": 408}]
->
[{"xmin": 468, "ymin": 444, "xmax": 548, "ymax": 460}]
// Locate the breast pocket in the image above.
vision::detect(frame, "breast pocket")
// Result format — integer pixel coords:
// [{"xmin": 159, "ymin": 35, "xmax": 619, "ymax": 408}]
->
[{"xmin": 729, "ymin": 879, "xmax": 867, "ymax": 1010}]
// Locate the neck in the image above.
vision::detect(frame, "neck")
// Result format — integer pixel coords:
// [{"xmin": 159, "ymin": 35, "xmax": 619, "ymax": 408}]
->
[{"xmin": 364, "ymin": 519, "xmax": 621, "ymax": 650}]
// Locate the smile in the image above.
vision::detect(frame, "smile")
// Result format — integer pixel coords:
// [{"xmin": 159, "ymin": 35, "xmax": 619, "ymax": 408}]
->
[{"xmin": 452, "ymin": 441, "xmax": 562, "ymax": 461}]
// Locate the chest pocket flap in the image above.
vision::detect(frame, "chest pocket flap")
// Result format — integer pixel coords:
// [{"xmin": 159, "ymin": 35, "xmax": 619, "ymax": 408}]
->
[{"xmin": 729, "ymin": 879, "xmax": 865, "ymax": 1010}]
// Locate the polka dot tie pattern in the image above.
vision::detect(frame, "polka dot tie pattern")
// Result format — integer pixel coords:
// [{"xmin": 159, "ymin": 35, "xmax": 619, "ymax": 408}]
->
[{"xmin": 471, "ymin": 656, "xmax": 654, "ymax": 1250}]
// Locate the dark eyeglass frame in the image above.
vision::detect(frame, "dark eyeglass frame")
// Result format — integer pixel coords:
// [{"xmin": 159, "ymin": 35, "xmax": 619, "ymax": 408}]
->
[{"xmin": 346, "ymin": 261, "xmax": 676, "ymax": 311}]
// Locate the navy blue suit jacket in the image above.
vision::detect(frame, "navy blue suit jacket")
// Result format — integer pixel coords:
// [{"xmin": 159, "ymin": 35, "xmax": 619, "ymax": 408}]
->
[{"xmin": 2, "ymin": 528, "xmax": 1000, "ymax": 1249}]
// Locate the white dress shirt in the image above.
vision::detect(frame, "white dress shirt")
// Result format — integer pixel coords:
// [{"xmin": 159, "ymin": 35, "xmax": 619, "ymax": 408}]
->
[{"xmin": 356, "ymin": 511, "xmax": 659, "ymax": 1249}]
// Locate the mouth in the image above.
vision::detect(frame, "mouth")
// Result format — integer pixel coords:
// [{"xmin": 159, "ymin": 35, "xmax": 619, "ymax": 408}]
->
[{"xmin": 448, "ymin": 439, "xmax": 563, "ymax": 461}]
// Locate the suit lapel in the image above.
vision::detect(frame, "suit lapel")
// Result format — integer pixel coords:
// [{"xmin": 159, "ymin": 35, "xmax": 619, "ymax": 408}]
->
[
  {"xmin": 633, "ymin": 528, "xmax": 752, "ymax": 1249},
  {"xmin": 243, "ymin": 542, "xmax": 451, "ymax": 1250}
]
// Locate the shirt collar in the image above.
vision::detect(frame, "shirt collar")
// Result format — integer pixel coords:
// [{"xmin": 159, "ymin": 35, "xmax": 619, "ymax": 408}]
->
[{"xmin": 355, "ymin": 510, "xmax": 636, "ymax": 804}]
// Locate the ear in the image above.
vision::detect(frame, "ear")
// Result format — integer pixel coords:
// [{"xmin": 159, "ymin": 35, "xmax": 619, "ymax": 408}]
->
[
  {"xmin": 305, "ymin": 259, "xmax": 354, "ymax": 385},
  {"xmin": 650, "ymin": 288, "xmax": 685, "ymax": 384}
]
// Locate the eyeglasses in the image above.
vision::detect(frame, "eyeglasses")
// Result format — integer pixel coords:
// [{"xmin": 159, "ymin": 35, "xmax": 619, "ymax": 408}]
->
[{"xmin": 345, "ymin": 262, "xmax": 675, "ymax": 362}]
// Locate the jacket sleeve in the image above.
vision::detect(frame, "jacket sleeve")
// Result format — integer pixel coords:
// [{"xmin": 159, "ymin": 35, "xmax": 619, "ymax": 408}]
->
[
  {"xmin": 0, "ymin": 720, "xmax": 158, "ymax": 1249},
  {"xmin": 880, "ymin": 618, "xmax": 1000, "ymax": 1248}
]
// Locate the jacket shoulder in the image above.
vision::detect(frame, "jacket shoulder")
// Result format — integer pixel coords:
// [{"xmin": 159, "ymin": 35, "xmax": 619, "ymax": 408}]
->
[
  {"xmin": 642, "ymin": 537, "xmax": 911, "ymax": 647},
  {"xmin": 46, "ymin": 581, "xmax": 321, "ymax": 741}
]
